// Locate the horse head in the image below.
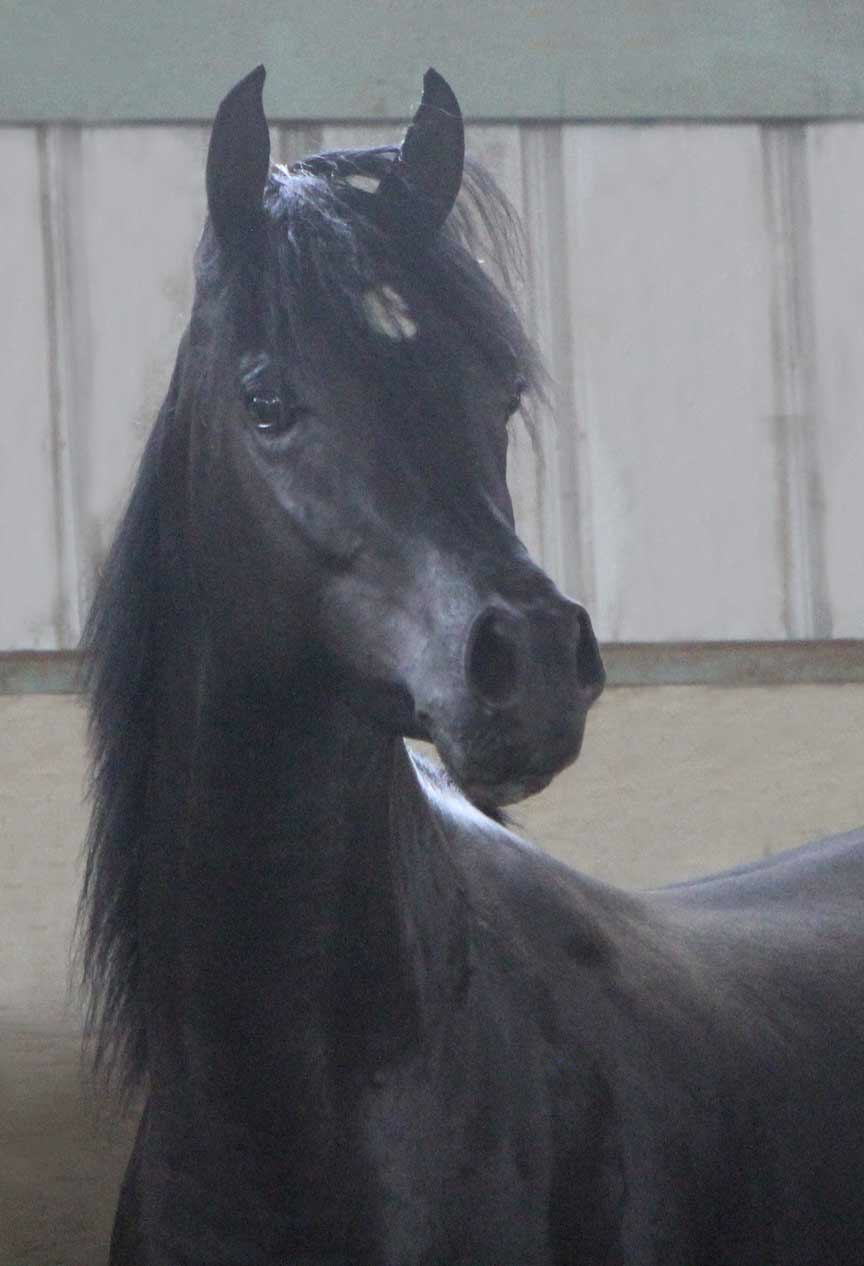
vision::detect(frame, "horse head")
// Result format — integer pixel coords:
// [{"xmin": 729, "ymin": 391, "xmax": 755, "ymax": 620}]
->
[{"xmin": 185, "ymin": 65, "xmax": 604, "ymax": 807}]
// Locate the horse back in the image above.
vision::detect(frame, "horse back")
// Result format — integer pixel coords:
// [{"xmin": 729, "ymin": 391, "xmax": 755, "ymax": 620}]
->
[{"xmin": 449, "ymin": 805, "xmax": 864, "ymax": 1263}]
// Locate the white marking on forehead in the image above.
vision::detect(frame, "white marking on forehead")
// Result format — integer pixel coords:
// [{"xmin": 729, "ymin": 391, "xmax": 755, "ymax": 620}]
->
[
  {"xmin": 346, "ymin": 174, "xmax": 381, "ymax": 193},
  {"xmin": 361, "ymin": 285, "xmax": 418, "ymax": 341}
]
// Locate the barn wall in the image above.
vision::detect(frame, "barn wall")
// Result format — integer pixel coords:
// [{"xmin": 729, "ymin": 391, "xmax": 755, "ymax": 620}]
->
[
  {"xmin": 3, "ymin": 92, "xmax": 863, "ymax": 1266},
  {"xmin": 3, "ymin": 118, "xmax": 863, "ymax": 655},
  {"xmin": 4, "ymin": 17, "xmax": 863, "ymax": 1262}
]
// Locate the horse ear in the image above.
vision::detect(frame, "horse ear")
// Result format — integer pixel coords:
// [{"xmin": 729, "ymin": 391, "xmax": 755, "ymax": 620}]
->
[
  {"xmin": 378, "ymin": 68, "xmax": 465, "ymax": 238},
  {"xmin": 206, "ymin": 65, "xmax": 270, "ymax": 252}
]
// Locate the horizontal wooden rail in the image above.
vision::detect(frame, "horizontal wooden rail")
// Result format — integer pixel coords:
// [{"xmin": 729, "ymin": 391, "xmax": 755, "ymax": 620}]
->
[
  {"xmin": 2, "ymin": 643, "xmax": 862, "ymax": 695},
  {"xmin": 5, "ymin": 2, "xmax": 864, "ymax": 122}
]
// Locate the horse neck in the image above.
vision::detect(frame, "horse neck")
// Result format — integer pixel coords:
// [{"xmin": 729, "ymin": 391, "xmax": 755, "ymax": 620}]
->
[{"xmin": 141, "ymin": 642, "xmax": 467, "ymax": 1110}]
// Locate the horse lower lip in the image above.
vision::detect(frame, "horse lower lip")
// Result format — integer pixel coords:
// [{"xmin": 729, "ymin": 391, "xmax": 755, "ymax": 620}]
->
[
  {"xmin": 466, "ymin": 767, "xmax": 557, "ymax": 806},
  {"xmin": 438, "ymin": 713, "xmax": 588, "ymax": 805}
]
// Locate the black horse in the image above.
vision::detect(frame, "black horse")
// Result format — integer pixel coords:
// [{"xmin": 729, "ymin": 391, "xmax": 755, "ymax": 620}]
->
[{"xmin": 80, "ymin": 67, "xmax": 864, "ymax": 1264}]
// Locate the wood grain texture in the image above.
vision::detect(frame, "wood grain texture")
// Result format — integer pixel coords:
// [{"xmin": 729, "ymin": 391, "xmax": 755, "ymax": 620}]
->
[
  {"xmin": 0, "ymin": 130, "xmax": 63, "ymax": 649},
  {"xmin": 3, "ymin": 121, "xmax": 862, "ymax": 649}
]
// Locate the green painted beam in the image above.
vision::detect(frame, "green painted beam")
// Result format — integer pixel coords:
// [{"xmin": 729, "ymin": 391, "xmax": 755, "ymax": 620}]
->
[
  {"xmin": 601, "ymin": 641, "xmax": 864, "ymax": 687},
  {"xmin": 3, "ymin": 644, "xmax": 863, "ymax": 695},
  {"xmin": 4, "ymin": 0, "xmax": 864, "ymax": 123}
]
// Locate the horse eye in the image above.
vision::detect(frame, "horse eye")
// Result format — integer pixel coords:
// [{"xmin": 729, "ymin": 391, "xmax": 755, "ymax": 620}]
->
[
  {"xmin": 246, "ymin": 393, "xmax": 282, "ymax": 429},
  {"xmin": 245, "ymin": 392, "xmax": 306, "ymax": 435}
]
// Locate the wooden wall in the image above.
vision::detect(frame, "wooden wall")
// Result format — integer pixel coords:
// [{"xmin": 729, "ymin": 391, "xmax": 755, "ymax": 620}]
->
[{"xmin": 3, "ymin": 119, "xmax": 862, "ymax": 652}]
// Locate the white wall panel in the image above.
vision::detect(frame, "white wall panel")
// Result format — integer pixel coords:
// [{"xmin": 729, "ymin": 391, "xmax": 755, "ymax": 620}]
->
[
  {"xmin": 520, "ymin": 125, "xmax": 597, "ymax": 608},
  {"xmin": 74, "ymin": 126, "xmax": 208, "ymax": 610},
  {"xmin": 807, "ymin": 125, "xmax": 864, "ymax": 638},
  {"xmin": 0, "ymin": 131, "xmax": 63, "ymax": 650},
  {"xmin": 318, "ymin": 124, "xmax": 397, "ymax": 155},
  {"xmin": 466, "ymin": 125, "xmax": 547, "ymax": 572},
  {"xmin": 1, "ymin": 119, "xmax": 861, "ymax": 651},
  {"xmin": 273, "ymin": 125, "xmax": 324, "ymax": 171},
  {"xmin": 562, "ymin": 126, "xmax": 783, "ymax": 641}
]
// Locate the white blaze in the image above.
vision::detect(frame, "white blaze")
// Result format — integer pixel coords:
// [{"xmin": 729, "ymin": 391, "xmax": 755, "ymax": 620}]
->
[
  {"xmin": 346, "ymin": 174, "xmax": 381, "ymax": 193},
  {"xmin": 361, "ymin": 285, "xmax": 418, "ymax": 341}
]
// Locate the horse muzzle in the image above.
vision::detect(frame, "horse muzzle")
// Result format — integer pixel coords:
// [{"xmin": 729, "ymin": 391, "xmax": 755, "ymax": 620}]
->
[{"xmin": 416, "ymin": 592, "xmax": 605, "ymax": 806}]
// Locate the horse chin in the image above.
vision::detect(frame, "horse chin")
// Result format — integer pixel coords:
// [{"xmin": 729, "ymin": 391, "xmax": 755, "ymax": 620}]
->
[
  {"xmin": 431, "ymin": 714, "xmax": 588, "ymax": 809},
  {"xmin": 463, "ymin": 768, "xmax": 558, "ymax": 808}
]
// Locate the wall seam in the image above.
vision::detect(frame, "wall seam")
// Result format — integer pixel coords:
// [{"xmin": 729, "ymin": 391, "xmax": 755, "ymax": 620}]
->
[
  {"xmin": 762, "ymin": 124, "xmax": 832, "ymax": 639},
  {"xmin": 37, "ymin": 126, "xmax": 79, "ymax": 648}
]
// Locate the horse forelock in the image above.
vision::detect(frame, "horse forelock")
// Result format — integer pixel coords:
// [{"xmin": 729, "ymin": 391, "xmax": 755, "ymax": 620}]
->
[{"xmin": 204, "ymin": 151, "xmax": 546, "ymax": 404}]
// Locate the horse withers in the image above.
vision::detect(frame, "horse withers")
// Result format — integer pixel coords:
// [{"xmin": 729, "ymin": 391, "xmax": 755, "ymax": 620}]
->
[{"xmin": 80, "ymin": 66, "xmax": 864, "ymax": 1265}]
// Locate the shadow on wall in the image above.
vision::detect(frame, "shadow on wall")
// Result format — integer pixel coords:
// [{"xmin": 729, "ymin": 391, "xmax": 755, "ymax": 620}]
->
[
  {"xmin": 1, "ymin": 694, "xmax": 137, "ymax": 1264},
  {"xmin": 1, "ymin": 1027, "xmax": 137, "ymax": 1265}
]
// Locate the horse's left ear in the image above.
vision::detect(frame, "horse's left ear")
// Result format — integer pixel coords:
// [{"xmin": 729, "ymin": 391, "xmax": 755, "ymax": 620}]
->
[
  {"xmin": 206, "ymin": 65, "xmax": 271, "ymax": 252},
  {"xmin": 378, "ymin": 68, "xmax": 465, "ymax": 238}
]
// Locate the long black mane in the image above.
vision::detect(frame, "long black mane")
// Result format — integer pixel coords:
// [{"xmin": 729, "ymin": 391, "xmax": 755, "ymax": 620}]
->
[{"xmin": 77, "ymin": 148, "xmax": 540, "ymax": 1102}]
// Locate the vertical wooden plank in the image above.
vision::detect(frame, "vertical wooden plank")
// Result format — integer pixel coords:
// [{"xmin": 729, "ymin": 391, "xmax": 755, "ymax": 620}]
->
[
  {"xmin": 562, "ymin": 125, "xmax": 783, "ymax": 641},
  {"xmin": 806, "ymin": 123, "xmax": 864, "ymax": 638},
  {"xmin": 41, "ymin": 124, "xmax": 95, "ymax": 649},
  {"xmin": 0, "ymin": 130, "xmax": 63, "ymax": 650},
  {"xmin": 762, "ymin": 124, "xmax": 831, "ymax": 639},
  {"xmin": 464, "ymin": 125, "xmax": 524, "ymax": 215},
  {"xmin": 272, "ymin": 124, "xmax": 324, "ymax": 170},
  {"xmin": 520, "ymin": 125, "xmax": 597, "ymax": 607},
  {"xmin": 74, "ymin": 126, "xmax": 209, "ymax": 608},
  {"xmin": 319, "ymin": 124, "xmax": 396, "ymax": 154},
  {"xmin": 463, "ymin": 124, "xmax": 528, "ymax": 306},
  {"xmin": 465, "ymin": 125, "xmax": 545, "ymax": 570}
]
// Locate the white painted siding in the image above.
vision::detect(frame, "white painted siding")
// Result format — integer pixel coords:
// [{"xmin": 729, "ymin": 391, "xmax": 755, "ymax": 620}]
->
[
  {"xmin": 563, "ymin": 127, "xmax": 780, "ymax": 640},
  {"xmin": 2, "ymin": 121, "xmax": 862, "ymax": 649},
  {"xmin": 0, "ymin": 131, "xmax": 62, "ymax": 649},
  {"xmin": 807, "ymin": 126, "xmax": 864, "ymax": 638},
  {"xmin": 67, "ymin": 127, "xmax": 210, "ymax": 626}
]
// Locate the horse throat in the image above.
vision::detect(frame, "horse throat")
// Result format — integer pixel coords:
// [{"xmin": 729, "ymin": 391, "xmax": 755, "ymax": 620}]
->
[{"xmin": 140, "ymin": 649, "xmax": 467, "ymax": 1130}]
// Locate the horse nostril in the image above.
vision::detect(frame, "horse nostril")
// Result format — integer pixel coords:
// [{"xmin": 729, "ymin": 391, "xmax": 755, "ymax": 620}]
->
[{"xmin": 466, "ymin": 608, "xmax": 523, "ymax": 707}]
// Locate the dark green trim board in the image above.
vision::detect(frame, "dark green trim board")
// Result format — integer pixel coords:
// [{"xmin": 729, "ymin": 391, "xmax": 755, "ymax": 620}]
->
[
  {"xmin": 1, "ymin": 652, "xmax": 83, "ymax": 695},
  {"xmin": 3, "ymin": 644, "xmax": 863, "ymax": 695},
  {"xmin": 4, "ymin": 1, "xmax": 864, "ymax": 123},
  {"xmin": 601, "ymin": 642, "xmax": 864, "ymax": 687}
]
